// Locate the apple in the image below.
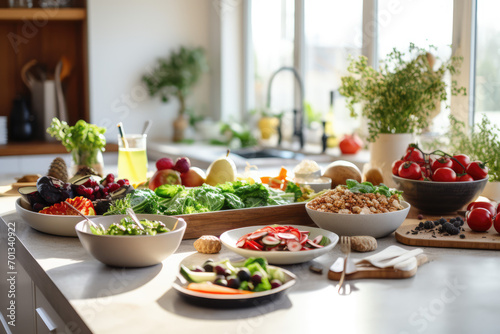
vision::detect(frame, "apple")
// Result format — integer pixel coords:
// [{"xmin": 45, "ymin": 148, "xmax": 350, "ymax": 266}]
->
[
  {"xmin": 181, "ymin": 167, "xmax": 206, "ymax": 187},
  {"xmin": 148, "ymin": 169, "xmax": 181, "ymax": 190}
]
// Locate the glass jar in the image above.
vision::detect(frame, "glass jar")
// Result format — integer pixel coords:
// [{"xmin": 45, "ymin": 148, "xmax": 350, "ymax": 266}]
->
[{"xmin": 71, "ymin": 148, "xmax": 104, "ymax": 176}]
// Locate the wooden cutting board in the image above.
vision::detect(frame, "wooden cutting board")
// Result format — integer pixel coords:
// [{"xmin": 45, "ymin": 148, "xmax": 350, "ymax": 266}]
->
[
  {"xmin": 395, "ymin": 218, "xmax": 500, "ymax": 250},
  {"xmin": 328, "ymin": 254, "xmax": 428, "ymax": 280}
]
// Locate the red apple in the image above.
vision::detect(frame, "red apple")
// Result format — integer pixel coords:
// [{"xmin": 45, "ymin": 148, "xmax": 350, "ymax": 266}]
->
[
  {"xmin": 148, "ymin": 169, "xmax": 181, "ymax": 190},
  {"xmin": 181, "ymin": 167, "xmax": 206, "ymax": 187}
]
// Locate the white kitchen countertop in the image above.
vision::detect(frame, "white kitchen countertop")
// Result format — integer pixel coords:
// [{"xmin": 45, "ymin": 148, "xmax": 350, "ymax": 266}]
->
[{"xmin": 1, "ymin": 192, "xmax": 499, "ymax": 334}]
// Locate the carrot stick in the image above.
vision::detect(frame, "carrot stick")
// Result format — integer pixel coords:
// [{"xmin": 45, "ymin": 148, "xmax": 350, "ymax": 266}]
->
[
  {"xmin": 186, "ymin": 283, "xmax": 253, "ymax": 295},
  {"xmin": 278, "ymin": 167, "xmax": 287, "ymax": 180},
  {"xmin": 260, "ymin": 176, "xmax": 270, "ymax": 184}
]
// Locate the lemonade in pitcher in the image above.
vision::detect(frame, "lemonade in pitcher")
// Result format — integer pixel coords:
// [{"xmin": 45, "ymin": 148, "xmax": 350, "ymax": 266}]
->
[{"xmin": 117, "ymin": 134, "xmax": 148, "ymax": 185}]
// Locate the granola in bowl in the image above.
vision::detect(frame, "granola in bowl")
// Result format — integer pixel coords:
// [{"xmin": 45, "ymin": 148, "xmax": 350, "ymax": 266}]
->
[
  {"xmin": 304, "ymin": 181, "xmax": 410, "ymax": 237},
  {"xmin": 307, "ymin": 186, "xmax": 404, "ymax": 214}
]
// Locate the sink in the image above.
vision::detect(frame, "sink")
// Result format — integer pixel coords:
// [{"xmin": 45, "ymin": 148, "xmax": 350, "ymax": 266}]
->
[{"xmin": 231, "ymin": 148, "xmax": 306, "ymax": 160}]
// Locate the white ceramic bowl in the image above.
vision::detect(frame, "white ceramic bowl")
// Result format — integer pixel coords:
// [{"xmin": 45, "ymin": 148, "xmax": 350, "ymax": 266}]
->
[
  {"xmin": 219, "ymin": 224, "xmax": 339, "ymax": 265},
  {"xmin": 295, "ymin": 176, "xmax": 332, "ymax": 193},
  {"xmin": 305, "ymin": 201, "xmax": 411, "ymax": 238},
  {"xmin": 15, "ymin": 198, "xmax": 83, "ymax": 237},
  {"xmin": 75, "ymin": 214, "xmax": 186, "ymax": 267}
]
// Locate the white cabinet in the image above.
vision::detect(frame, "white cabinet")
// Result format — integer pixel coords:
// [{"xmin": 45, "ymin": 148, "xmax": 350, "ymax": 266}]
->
[
  {"xmin": 34, "ymin": 287, "xmax": 68, "ymax": 334},
  {"xmin": 0, "ymin": 226, "xmax": 35, "ymax": 334}
]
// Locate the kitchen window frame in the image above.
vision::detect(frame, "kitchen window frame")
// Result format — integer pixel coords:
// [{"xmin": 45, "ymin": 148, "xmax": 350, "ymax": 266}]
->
[{"xmin": 243, "ymin": 0, "xmax": 480, "ymax": 129}]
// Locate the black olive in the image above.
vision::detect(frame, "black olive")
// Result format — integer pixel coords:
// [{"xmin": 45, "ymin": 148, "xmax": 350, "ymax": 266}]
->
[
  {"xmin": 227, "ymin": 275, "xmax": 241, "ymax": 289},
  {"xmin": 237, "ymin": 268, "xmax": 251, "ymax": 281}
]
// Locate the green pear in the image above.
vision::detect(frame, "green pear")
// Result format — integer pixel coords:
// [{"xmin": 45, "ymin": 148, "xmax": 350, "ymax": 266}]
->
[{"xmin": 205, "ymin": 150, "xmax": 237, "ymax": 186}]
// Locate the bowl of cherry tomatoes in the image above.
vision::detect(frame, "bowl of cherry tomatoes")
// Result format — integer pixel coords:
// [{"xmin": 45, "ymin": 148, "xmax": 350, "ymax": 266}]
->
[{"xmin": 391, "ymin": 144, "xmax": 489, "ymax": 214}]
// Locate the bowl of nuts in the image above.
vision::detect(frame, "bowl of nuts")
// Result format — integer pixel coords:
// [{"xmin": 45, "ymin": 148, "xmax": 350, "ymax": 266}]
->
[{"xmin": 305, "ymin": 184, "xmax": 411, "ymax": 238}]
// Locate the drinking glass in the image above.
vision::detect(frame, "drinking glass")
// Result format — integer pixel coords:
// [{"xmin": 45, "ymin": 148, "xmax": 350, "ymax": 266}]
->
[{"xmin": 117, "ymin": 134, "xmax": 148, "ymax": 185}]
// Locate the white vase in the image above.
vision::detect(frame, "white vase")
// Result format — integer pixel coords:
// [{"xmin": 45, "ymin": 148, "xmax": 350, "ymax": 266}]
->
[
  {"xmin": 370, "ymin": 133, "xmax": 414, "ymax": 188},
  {"xmin": 481, "ymin": 181, "xmax": 500, "ymax": 202}
]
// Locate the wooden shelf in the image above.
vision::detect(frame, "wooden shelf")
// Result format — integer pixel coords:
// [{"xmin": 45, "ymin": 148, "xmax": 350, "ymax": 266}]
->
[
  {"xmin": 0, "ymin": 142, "xmax": 118, "ymax": 156},
  {"xmin": 0, "ymin": 8, "xmax": 86, "ymax": 21}
]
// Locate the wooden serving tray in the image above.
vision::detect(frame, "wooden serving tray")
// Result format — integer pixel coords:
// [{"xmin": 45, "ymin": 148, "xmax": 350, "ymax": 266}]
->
[
  {"xmin": 395, "ymin": 218, "xmax": 500, "ymax": 250},
  {"xmin": 175, "ymin": 202, "xmax": 316, "ymax": 240},
  {"xmin": 328, "ymin": 254, "xmax": 428, "ymax": 280}
]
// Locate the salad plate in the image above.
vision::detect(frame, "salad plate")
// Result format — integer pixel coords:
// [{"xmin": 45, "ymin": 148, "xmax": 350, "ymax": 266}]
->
[
  {"xmin": 220, "ymin": 225, "xmax": 338, "ymax": 265},
  {"xmin": 172, "ymin": 264, "xmax": 296, "ymax": 308},
  {"xmin": 15, "ymin": 197, "xmax": 83, "ymax": 237}
]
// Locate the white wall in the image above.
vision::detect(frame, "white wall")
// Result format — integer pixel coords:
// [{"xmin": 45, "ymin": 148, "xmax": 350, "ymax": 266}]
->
[{"xmin": 87, "ymin": 0, "xmax": 212, "ymax": 143}]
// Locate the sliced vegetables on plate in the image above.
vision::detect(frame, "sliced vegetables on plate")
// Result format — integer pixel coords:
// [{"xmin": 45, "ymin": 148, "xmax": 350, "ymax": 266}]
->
[{"xmin": 236, "ymin": 225, "xmax": 330, "ymax": 252}]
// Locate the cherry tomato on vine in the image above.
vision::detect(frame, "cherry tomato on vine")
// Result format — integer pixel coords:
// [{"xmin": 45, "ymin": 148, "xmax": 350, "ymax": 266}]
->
[
  {"xmin": 432, "ymin": 167, "xmax": 457, "ymax": 182},
  {"xmin": 494, "ymin": 214, "xmax": 500, "ymax": 234},
  {"xmin": 392, "ymin": 160, "xmax": 405, "ymax": 176},
  {"xmin": 457, "ymin": 173, "xmax": 474, "ymax": 182},
  {"xmin": 451, "ymin": 154, "xmax": 470, "ymax": 174},
  {"xmin": 398, "ymin": 161, "xmax": 422, "ymax": 180},
  {"xmin": 404, "ymin": 146, "xmax": 425, "ymax": 165},
  {"xmin": 421, "ymin": 167, "xmax": 432, "ymax": 179},
  {"xmin": 431, "ymin": 157, "xmax": 453, "ymax": 171},
  {"xmin": 467, "ymin": 208, "xmax": 493, "ymax": 232},
  {"xmin": 466, "ymin": 161, "xmax": 489, "ymax": 180},
  {"xmin": 466, "ymin": 201, "xmax": 496, "ymax": 216}
]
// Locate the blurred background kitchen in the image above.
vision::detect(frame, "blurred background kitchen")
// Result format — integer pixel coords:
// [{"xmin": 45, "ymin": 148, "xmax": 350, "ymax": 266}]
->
[{"xmin": 1, "ymin": 0, "xmax": 499, "ymax": 176}]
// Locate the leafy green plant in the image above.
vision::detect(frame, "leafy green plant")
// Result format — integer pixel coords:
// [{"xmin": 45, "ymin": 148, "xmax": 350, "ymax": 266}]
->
[
  {"xmin": 47, "ymin": 118, "xmax": 106, "ymax": 166},
  {"xmin": 213, "ymin": 122, "xmax": 257, "ymax": 148},
  {"xmin": 304, "ymin": 102, "xmax": 322, "ymax": 127},
  {"xmin": 339, "ymin": 44, "xmax": 466, "ymax": 142},
  {"xmin": 445, "ymin": 115, "xmax": 500, "ymax": 182},
  {"xmin": 142, "ymin": 46, "xmax": 208, "ymax": 116}
]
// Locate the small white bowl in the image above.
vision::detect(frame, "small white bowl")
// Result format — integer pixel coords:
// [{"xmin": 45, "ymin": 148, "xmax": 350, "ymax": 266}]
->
[
  {"xmin": 220, "ymin": 224, "xmax": 339, "ymax": 265},
  {"xmin": 305, "ymin": 201, "xmax": 411, "ymax": 238},
  {"xmin": 295, "ymin": 176, "xmax": 332, "ymax": 193},
  {"xmin": 75, "ymin": 214, "xmax": 186, "ymax": 267}
]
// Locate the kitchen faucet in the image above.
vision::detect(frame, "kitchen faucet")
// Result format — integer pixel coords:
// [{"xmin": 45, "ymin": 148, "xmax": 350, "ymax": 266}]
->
[{"xmin": 266, "ymin": 66, "xmax": 305, "ymax": 149}]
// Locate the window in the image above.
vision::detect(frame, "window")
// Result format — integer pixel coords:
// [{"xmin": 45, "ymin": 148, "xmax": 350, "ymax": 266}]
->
[
  {"xmin": 251, "ymin": 0, "xmax": 294, "ymax": 111},
  {"xmin": 377, "ymin": 0, "xmax": 454, "ymax": 132},
  {"xmin": 246, "ymin": 0, "xmax": 499, "ymax": 143},
  {"xmin": 304, "ymin": 0, "xmax": 363, "ymax": 137},
  {"xmin": 475, "ymin": 0, "xmax": 500, "ymax": 126}
]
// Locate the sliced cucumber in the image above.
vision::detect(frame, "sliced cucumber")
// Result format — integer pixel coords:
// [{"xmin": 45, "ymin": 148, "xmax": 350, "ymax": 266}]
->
[
  {"xmin": 262, "ymin": 235, "xmax": 280, "ymax": 246},
  {"xmin": 180, "ymin": 264, "xmax": 217, "ymax": 283}
]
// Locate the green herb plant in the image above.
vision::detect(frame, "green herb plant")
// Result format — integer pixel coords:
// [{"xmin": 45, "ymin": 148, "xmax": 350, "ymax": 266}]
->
[
  {"xmin": 142, "ymin": 46, "xmax": 208, "ymax": 117},
  {"xmin": 47, "ymin": 118, "xmax": 107, "ymax": 167},
  {"xmin": 445, "ymin": 115, "xmax": 500, "ymax": 182},
  {"xmin": 339, "ymin": 43, "xmax": 466, "ymax": 142}
]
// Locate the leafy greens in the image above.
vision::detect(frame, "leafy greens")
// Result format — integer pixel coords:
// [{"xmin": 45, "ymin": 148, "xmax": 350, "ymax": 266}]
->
[{"xmin": 345, "ymin": 179, "xmax": 402, "ymax": 199}]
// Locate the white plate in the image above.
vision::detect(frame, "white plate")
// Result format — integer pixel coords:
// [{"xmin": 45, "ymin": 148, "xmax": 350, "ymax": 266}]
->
[
  {"xmin": 220, "ymin": 225, "xmax": 339, "ymax": 265},
  {"xmin": 172, "ymin": 265, "xmax": 296, "ymax": 307},
  {"xmin": 15, "ymin": 197, "xmax": 87, "ymax": 237}
]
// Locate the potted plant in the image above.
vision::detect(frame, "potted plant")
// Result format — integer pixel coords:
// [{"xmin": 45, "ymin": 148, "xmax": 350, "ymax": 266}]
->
[
  {"xmin": 142, "ymin": 46, "xmax": 208, "ymax": 142},
  {"xmin": 443, "ymin": 115, "xmax": 500, "ymax": 201},
  {"xmin": 47, "ymin": 118, "xmax": 107, "ymax": 175},
  {"xmin": 339, "ymin": 43, "xmax": 466, "ymax": 186}
]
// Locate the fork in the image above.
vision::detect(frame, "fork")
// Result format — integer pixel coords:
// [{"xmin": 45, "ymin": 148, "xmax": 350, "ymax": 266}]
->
[{"xmin": 337, "ymin": 236, "xmax": 351, "ymax": 293}]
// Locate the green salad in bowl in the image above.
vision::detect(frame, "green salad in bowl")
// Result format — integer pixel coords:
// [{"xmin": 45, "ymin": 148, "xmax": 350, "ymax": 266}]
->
[{"xmin": 91, "ymin": 217, "xmax": 170, "ymax": 236}]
